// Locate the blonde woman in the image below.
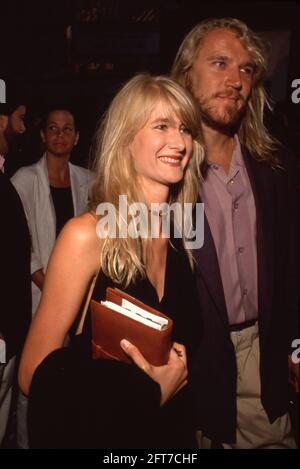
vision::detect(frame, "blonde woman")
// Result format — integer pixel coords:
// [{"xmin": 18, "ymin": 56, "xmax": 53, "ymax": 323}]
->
[{"xmin": 19, "ymin": 74, "xmax": 204, "ymax": 448}]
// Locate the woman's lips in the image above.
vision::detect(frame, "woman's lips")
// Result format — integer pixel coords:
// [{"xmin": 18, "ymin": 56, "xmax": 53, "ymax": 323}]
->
[{"xmin": 159, "ymin": 156, "xmax": 182, "ymax": 166}]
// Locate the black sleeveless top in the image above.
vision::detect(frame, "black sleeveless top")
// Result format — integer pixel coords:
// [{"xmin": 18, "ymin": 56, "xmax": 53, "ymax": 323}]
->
[
  {"xmin": 83, "ymin": 237, "xmax": 201, "ymax": 359},
  {"xmin": 78, "ymin": 238, "xmax": 202, "ymax": 448},
  {"xmin": 50, "ymin": 186, "xmax": 74, "ymax": 237},
  {"xmin": 29, "ymin": 239, "xmax": 201, "ymax": 449}
]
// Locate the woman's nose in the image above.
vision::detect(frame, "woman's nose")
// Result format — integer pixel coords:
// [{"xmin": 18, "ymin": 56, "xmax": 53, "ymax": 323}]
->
[{"xmin": 169, "ymin": 130, "xmax": 185, "ymax": 151}]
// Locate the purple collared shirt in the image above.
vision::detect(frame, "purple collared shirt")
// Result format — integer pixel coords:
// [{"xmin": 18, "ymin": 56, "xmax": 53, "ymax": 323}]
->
[{"xmin": 199, "ymin": 138, "xmax": 258, "ymax": 325}]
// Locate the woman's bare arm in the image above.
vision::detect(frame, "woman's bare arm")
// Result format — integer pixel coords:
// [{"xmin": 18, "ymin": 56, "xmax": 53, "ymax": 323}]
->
[{"xmin": 19, "ymin": 213, "xmax": 100, "ymax": 395}]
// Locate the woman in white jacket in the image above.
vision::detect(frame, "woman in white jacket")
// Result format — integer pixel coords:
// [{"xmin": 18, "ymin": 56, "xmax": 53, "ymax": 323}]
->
[
  {"xmin": 11, "ymin": 107, "xmax": 90, "ymax": 448},
  {"xmin": 12, "ymin": 108, "xmax": 90, "ymax": 314}
]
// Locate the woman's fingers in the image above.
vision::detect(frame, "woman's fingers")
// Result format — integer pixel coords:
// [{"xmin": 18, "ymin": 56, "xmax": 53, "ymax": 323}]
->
[
  {"xmin": 120, "ymin": 339, "xmax": 188, "ymax": 406},
  {"xmin": 171, "ymin": 342, "xmax": 187, "ymax": 365},
  {"xmin": 175, "ymin": 379, "xmax": 188, "ymax": 394},
  {"xmin": 120, "ymin": 339, "xmax": 151, "ymax": 373}
]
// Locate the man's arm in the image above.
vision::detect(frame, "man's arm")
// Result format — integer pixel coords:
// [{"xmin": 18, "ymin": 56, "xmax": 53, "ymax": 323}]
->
[{"xmin": 288, "ymin": 354, "xmax": 299, "ymax": 393}]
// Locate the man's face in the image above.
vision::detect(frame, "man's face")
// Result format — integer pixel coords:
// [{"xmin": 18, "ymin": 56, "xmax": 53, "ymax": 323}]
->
[
  {"xmin": 188, "ymin": 29, "xmax": 255, "ymax": 132},
  {"xmin": 0, "ymin": 115, "xmax": 9, "ymax": 155},
  {"xmin": 6, "ymin": 105, "xmax": 26, "ymax": 136}
]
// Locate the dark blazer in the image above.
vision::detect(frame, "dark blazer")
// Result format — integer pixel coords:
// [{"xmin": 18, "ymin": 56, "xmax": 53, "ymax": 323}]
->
[
  {"xmin": 0, "ymin": 172, "xmax": 31, "ymax": 360},
  {"xmin": 190, "ymin": 147, "xmax": 299, "ymax": 443}
]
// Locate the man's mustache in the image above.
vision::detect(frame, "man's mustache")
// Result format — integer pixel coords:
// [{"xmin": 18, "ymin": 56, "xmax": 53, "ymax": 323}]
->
[{"xmin": 213, "ymin": 91, "xmax": 245, "ymax": 102}]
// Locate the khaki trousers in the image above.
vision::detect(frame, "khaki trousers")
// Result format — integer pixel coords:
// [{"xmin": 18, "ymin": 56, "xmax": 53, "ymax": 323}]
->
[
  {"xmin": 0, "ymin": 356, "xmax": 16, "ymax": 446},
  {"xmin": 197, "ymin": 323, "xmax": 296, "ymax": 449}
]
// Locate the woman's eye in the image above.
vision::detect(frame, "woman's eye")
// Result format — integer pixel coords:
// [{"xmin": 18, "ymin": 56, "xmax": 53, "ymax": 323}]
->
[
  {"xmin": 155, "ymin": 124, "xmax": 168, "ymax": 130},
  {"xmin": 48, "ymin": 125, "xmax": 57, "ymax": 132}
]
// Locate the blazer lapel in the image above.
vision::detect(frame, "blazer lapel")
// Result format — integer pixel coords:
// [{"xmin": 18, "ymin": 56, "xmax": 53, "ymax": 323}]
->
[
  {"xmin": 36, "ymin": 154, "xmax": 56, "ymax": 247},
  {"xmin": 193, "ymin": 211, "xmax": 229, "ymax": 327},
  {"xmin": 242, "ymin": 147, "xmax": 275, "ymax": 328},
  {"xmin": 69, "ymin": 163, "xmax": 89, "ymax": 216}
]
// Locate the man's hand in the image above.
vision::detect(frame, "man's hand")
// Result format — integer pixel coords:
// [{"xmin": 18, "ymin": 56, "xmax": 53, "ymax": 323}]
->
[{"xmin": 288, "ymin": 354, "xmax": 299, "ymax": 393}]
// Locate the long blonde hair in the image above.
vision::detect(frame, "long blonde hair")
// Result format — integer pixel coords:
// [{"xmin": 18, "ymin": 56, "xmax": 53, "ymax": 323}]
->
[
  {"xmin": 171, "ymin": 17, "xmax": 279, "ymax": 165},
  {"xmin": 90, "ymin": 74, "xmax": 204, "ymax": 286}
]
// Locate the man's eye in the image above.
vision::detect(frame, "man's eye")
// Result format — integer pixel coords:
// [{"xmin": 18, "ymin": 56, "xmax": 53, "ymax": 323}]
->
[
  {"xmin": 241, "ymin": 67, "xmax": 254, "ymax": 76},
  {"xmin": 214, "ymin": 61, "xmax": 226, "ymax": 68},
  {"xmin": 64, "ymin": 127, "xmax": 73, "ymax": 133},
  {"xmin": 180, "ymin": 125, "xmax": 192, "ymax": 135}
]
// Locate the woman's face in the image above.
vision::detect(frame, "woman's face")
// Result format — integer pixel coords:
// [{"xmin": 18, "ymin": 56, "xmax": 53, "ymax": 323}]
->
[
  {"xmin": 129, "ymin": 100, "xmax": 193, "ymax": 198},
  {"xmin": 41, "ymin": 110, "xmax": 79, "ymax": 157}
]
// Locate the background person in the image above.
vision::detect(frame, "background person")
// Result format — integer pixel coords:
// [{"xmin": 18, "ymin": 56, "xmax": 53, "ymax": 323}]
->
[
  {"xmin": 0, "ymin": 102, "xmax": 26, "ymax": 171},
  {"xmin": 11, "ymin": 106, "xmax": 90, "ymax": 448},
  {"xmin": 0, "ymin": 99, "xmax": 31, "ymax": 448}
]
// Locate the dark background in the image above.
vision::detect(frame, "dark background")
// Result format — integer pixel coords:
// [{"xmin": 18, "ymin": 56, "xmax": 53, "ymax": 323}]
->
[{"xmin": 1, "ymin": 0, "xmax": 300, "ymax": 174}]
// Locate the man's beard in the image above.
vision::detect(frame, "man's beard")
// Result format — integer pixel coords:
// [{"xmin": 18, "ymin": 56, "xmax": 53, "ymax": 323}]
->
[
  {"xmin": 4, "ymin": 120, "xmax": 17, "ymax": 142},
  {"xmin": 198, "ymin": 92, "xmax": 247, "ymax": 134},
  {"xmin": 0, "ymin": 132, "xmax": 8, "ymax": 155}
]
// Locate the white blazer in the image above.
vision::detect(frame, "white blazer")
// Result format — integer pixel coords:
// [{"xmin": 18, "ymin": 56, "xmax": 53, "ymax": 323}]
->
[{"xmin": 11, "ymin": 153, "xmax": 91, "ymax": 314}]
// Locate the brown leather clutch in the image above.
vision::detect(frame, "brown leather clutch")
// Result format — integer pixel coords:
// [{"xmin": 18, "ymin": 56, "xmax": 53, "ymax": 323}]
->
[{"xmin": 90, "ymin": 287, "xmax": 173, "ymax": 366}]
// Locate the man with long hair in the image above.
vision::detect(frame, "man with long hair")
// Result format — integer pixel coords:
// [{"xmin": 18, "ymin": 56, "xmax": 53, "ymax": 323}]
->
[{"xmin": 172, "ymin": 17, "xmax": 299, "ymax": 448}]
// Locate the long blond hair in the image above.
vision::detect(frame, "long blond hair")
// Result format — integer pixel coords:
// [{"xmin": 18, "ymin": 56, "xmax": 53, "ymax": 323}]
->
[
  {"xmin": 90, "ymin": 74, "xmax": 204, "ymax": 286},
  {"xmin": 171, "ymin": 17, "xmax": 279, "ymax": 165}
]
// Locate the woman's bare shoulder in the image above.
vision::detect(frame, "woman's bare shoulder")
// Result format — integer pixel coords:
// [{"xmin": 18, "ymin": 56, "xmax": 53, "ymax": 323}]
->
[
  {"xmin": 62, "ymin": 212, "xmax": 99, "ymax": 243},
  {"xmin": 56, "ymin": 211, "xmax": 101, "ymax": 266}
]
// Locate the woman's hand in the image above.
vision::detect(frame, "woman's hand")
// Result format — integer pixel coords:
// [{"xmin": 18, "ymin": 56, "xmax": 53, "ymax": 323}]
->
[{"xmin": 120, "ymin": 339, "xmax": 188, "ymax": 406}]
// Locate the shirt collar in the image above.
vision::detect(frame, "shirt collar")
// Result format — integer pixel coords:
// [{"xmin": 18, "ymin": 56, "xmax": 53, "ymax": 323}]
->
[
  {"xmin": 207, "ymin": 135, "xmax": 244, "ymax": 170},
  {"xmin": 232, "ymin": 136, "xmax": 244, "ymax": 168},
  {"xmin": 0, "ymin": 155, "xmax": 5, "ymax": 173}
]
